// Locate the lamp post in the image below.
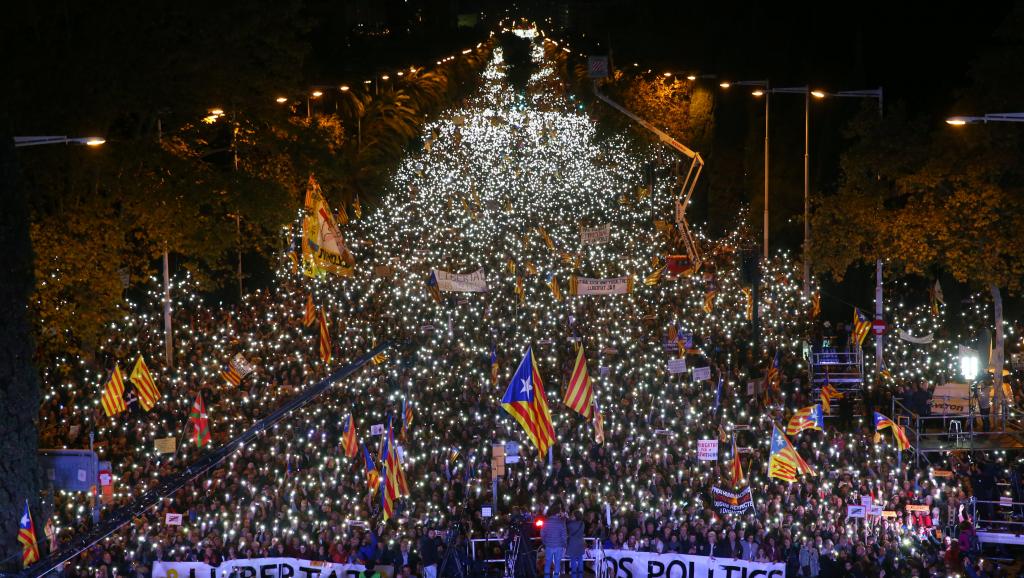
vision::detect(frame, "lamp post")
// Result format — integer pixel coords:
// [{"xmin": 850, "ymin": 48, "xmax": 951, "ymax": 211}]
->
[
  {"xmin": 13, "ymin": 136, "xmax": 105, "ymax": 148},
  {"xmin": 720, "ymin": 80, "xmax": 770, "ymax": 258},
  {"xmin": 945, "ymin": 110, "xmax": 1024, "ymax": 409}
]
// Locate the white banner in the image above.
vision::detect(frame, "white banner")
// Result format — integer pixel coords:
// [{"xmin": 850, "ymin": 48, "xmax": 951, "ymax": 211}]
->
[
  {"xmin": 154, "ymin": 558, "xmax": 365, "ymax": 578},
  {"xmin": 697, "ymin": 439, "xmax": 718, "ymax": 461},
  {"xmin": 898, "ymin": 330, "xmax": 934, "ymax": 344},
  {"xmin": 433, "ymin": 268, "xmax": 489, "ymax": 292},
  {"xmin": 572, "ymin": 276, "xmax": 631, "ymax": 295},
  {"xmin": 581, "ymin": 224, "xmax": 611, "ymax": 245},
  {"xmin": 597, "ymin": 549, "xmax": 784, "ymax": 578}
]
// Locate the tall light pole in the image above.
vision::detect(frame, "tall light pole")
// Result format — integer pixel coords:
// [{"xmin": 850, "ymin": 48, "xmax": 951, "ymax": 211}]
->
[{"xmin": 720, "ymin": 80, "xmax": 770, "ymax": 258}]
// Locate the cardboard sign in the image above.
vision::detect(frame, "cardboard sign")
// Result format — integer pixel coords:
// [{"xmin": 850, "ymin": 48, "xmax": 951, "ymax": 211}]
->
[
  {"xmin": 370, "ymin": 424, "xmax": 385, "ymax": 436},
  {"xmin": 905, "ymin": 504, "xmax": 930, "ymax": 513},
  {"xmin": 165, "ymin": 512, "xmax": 183, "ymax": 526},
  {"xmin": 931, "ymin": 469, "xmax": 954, "ymax": 478},
  {"xmin": 881, "ymin": 510, "xmax": 898, "ymax": 518},
  {"xmin": 847, "ymin": 505, "xmax": 866, "ymax": 518},
  {"xmin": 867, "ymin": 505, "xmax": 884, "ymax": 517},
  {"xmin": 154, "ymin": 437, "xmax": 177, "ymax": 454},
  {"xmin": 667, "ymin": 358, "xmax": 687, "ymax": 374},
  {"xmin": 931, "ymin": 383, "xmax": 970, "ymax": 416},
  {"xmin": 692, "ymin": 366, "xmax": 711, "ymax": 381},
  {"xmin": 697, "ymin": 439, "xmax": 718, "ymax": 461}
]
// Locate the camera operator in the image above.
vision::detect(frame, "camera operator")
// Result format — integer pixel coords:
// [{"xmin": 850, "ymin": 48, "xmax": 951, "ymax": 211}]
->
[{"xmin": 540, "ymin": 507, "xmax": 567, "ymax": 578}]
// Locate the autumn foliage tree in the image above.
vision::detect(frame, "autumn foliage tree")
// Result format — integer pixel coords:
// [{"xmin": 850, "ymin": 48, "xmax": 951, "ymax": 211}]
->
[{"xmin": 813, "ymin": 6, "xmax": 1024, "ymax": 401}]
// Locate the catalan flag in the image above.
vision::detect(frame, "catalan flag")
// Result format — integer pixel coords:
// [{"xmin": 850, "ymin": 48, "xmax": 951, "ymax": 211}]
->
[
  {"xmin": 809, "ymin": 291, "xmax": 821, "ymax": 319},
  {"xmin": 547, "ymin": 273, "xmax": 562, "ymax": 301},
  {"xmin": 644, "ymin": 265, "xmax": 666, "ymax": 286},
  {"xmin": 381, "ymin": 417, "xmax": 410, "ymax": 521},
  {"xmin": 501, "ymin": 347, "xmax": 557, "ymax": 458},
  {"xmin": 536, "ymin": 226, "xmax": 555, "ymax": 250},
  {"xmin": 341, "ymin": 414, "xmax": 358, "ymax": 458},
  {"xmin": 741, "ymin": 286, "xmax": 753, "ymax": 320},
  {"xmin": 820, "ymin": 383, "xmax": 844, "ymax": 414},
  {"xmin": 768, "ymin": 424, "xmax": 814, "ymax": 483},
  {"xmin": 490, "ymin": 344, "xmax": 499, "ymax": 386},
  {"xmin": 128, "ymin": 355, "xmax": 161, "ymax": 411},
  {"xmin": 852, "ymin": 308, "xmax": 872, "ymax": 348},
  {"xmin": 402, "ymin": 399, "xmax": 414, "ymax": 440},
  {"xmin": 303, "ymin": 293, "xmax": 316, "ymax": 327},
  {"xmin": 352, "ymin": 196, "xmax": 362, "ymax": 219},
  {"xmin": 729, "ymin": 435, "xmax": 744, "ymax": 487},
  {"xmin": 786, "ymin": 404, "xmax": 825, "ymax": 436},
  {"xmin": 371, "ymin": 339, "xmax": 387, "ymax": 365},
  {"xmin": 18, "ymin": 500, "xmax": 39, "ymax": 568},
  {"xmin": 874, "ymin": 412, "xmax": 911, "ymax": 451},
  {"xmin": 426, "ymin": 271, "xmax": 442, "ymax": 304},
  {"xmin": 220, "ymin": 361, "xmax": 243, "ymax": 386},
  {"xmin": 703, "ymin": 290, "xmax": 717, "ymax": 313},
  {"xmin": 361, "ymin": 443, "xmax": 380, "ymax": 496},
  {"xmin": 100, "ymin": 364, "xmax": 127, "ymax": 417},
  {"xmin": 189, "ymin": 393, "xmax": 211, "ymax": 448},
  {"xmin": 563, "ymin": 345, "xmax": 593, "ymax": 418},
  {"xmin": 593, "ymin": 400, "xmax": 605, "ymax": 445},
  {"xmin": 765, "ymin": 350, "xmax": 782, "ymax": 391},
  {"xmin": 319, "ymin": 311, "xmax": 331, "ymax": 365},
  {"xmin": 448, "ymin": 447, "xmax": 461, "ymax": 464}
]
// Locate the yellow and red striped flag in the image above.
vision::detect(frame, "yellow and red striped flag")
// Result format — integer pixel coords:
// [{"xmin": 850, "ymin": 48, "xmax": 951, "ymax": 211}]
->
[
  {"xmin": 729, "ymin": 436, "xmax": 744, "ymax": 487},
  {"xmin": 129, "ymin": 355, "xmax": 161, "ymax": 411},
  {"xmin": 563, "ymin": 345, "xmax": 593, "ymax": 418},
  {"xmin": 341, "ymin": 414, "xmax": 358, "ymax": 458},
  {"xmin": 852, "ymin": 308, "xmax": 872, "ymax": 347},
  {"xmin": 303, "ymin": 293, "xmax": 316, "ymax": 327},
  {"xmin": 768, "ymin": 424, "xmax": 815, "ymax": 483},
  {"xmin": 501, "ymin": 347, "xmax": 556, "ymax": 458},
  {"xmin": 18, "ymin": 500, "xmax": 39, "ymax": 568},
  {"xmin": 593, "ymin": 400, "xmax": 604, "ymax": 444},
  {"xmin": 100, "ymin": 365, "xmax": 127, "ymax": 417},
  {"xmin": 318, "ymin": 311, "xmax": 331, "ymax": 365}
]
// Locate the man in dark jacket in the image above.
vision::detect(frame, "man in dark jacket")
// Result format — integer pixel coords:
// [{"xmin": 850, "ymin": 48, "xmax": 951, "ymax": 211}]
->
[
  {"xmin": 420, "ymin": 529, "xmax": 441, "ymax": 578},
  {"xmin": 389, "ymin": 539, "xmax": 420, "ymax": 577},
  {"xmin": 565, "ymin": 513, "xmax": 585, "ymax": 578},
  {"xmin": 540, "ymin": 509, "xmax": 568, "ymax": 578}
]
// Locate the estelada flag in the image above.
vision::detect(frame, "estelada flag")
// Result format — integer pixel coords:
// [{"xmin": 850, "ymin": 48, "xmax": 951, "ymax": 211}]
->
[
  {"xmin": 786, "ymin": 404, "xmax": 825, "ymax": 436},
  {"xmin": 341, "ymin": 414, "xmax": 358, "ymax": 458},
  {"xmin": 501, "ymin": 347, "xmax": 556, "ymax": 458},
  {"xmin": 768, "ymin": 424, "xmax": 814, "ymax": 483},
  {"xmin": 129, "ymin": 355, "xmax": 161, "ymax": 411},
  {"xmin": 563, "ymin": 345, "xmax": 593, "ymax": 418},
  {"xmin": 18, "ymin": 500, "xmax": 39, "ymax": 567}
]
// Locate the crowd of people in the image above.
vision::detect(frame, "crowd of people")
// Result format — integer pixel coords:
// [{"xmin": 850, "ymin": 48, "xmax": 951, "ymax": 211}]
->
[{"xmin": 30, "ymin": 35, "xmax": 1023, "ymax": 578}]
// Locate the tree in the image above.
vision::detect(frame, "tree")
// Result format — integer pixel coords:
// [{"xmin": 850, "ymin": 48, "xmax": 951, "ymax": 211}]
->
[
  {"xmin": 0, "ymin": 136, "xmax": 42, "ymax": 567},
  {"xmin": 813, "ymin": 6, "xmax": 1024, "ymax": 403}
]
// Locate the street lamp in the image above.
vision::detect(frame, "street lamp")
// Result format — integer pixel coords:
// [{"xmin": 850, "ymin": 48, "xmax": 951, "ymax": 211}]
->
[
  {"xmin": 721, "ymin": 80, "xmax": 770, "ymax": 259},
  {"xmin": 13, "ymin": 136, "xmax": 106, "ymax": 148},
  {"xmin": 946, "ymin": 112, "xmax": 1024, "ymax": 125}
]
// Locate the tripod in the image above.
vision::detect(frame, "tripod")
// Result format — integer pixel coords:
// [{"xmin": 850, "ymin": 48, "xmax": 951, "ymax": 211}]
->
[
  {"xmin": 440, "ymin": 532, "xmax": 467, "ymax": 578},
  {"xmin": 503, "ymin": 526, "xmax": 537, "ymax": 578}
]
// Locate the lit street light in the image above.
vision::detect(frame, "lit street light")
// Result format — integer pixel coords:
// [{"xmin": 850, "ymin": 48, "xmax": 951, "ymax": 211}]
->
[
  {"xmin": 14, "ymin": 136, "xmax": 105, "ymax": 148},
  {"xmin": 946, "ymin": 112, "xmax": 1024, "ymax": 125},
  {"xmin": 721, "ymin": 80, "xmax": 770, "ymax": 258}
]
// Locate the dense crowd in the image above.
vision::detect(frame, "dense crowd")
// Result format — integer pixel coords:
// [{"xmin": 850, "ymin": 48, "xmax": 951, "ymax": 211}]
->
[{"xmin": 31, "ymin": 35, "xmax": 1023, "ymax": 578}]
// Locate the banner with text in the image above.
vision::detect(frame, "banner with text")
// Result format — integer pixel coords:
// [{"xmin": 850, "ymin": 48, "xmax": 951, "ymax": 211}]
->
[
  {"xmin": 581, "ymin": 224, "xmax": 611, "ymax": 245},
  {"xmin": 154, "ymin": 558, "xmax": 365, "ymax": 578},
  {"xmin": 570, "ymin": 276, "xmax": 632, "ymax": 295},
  {"xmin": 597, "ymin": 549, "xmax": 784, "ymax": 578},
  {"xmin": 711, "ymin": 486, "xmax": 755, "ymax": 515},
  {"xmin": 433, "ymin": 268, "xmax": 489, "ymax": 292}
]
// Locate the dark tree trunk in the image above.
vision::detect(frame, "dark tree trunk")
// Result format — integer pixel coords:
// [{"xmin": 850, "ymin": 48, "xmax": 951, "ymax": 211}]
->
[{"xmin": 0, "ymin": 134, "xmax": 42, "ymax": 568}]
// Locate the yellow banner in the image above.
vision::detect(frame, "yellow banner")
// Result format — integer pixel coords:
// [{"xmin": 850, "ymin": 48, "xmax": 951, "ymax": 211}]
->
[{"xmin": 302, "ymin": 175, "xmax": 355, "ymax": 277}]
